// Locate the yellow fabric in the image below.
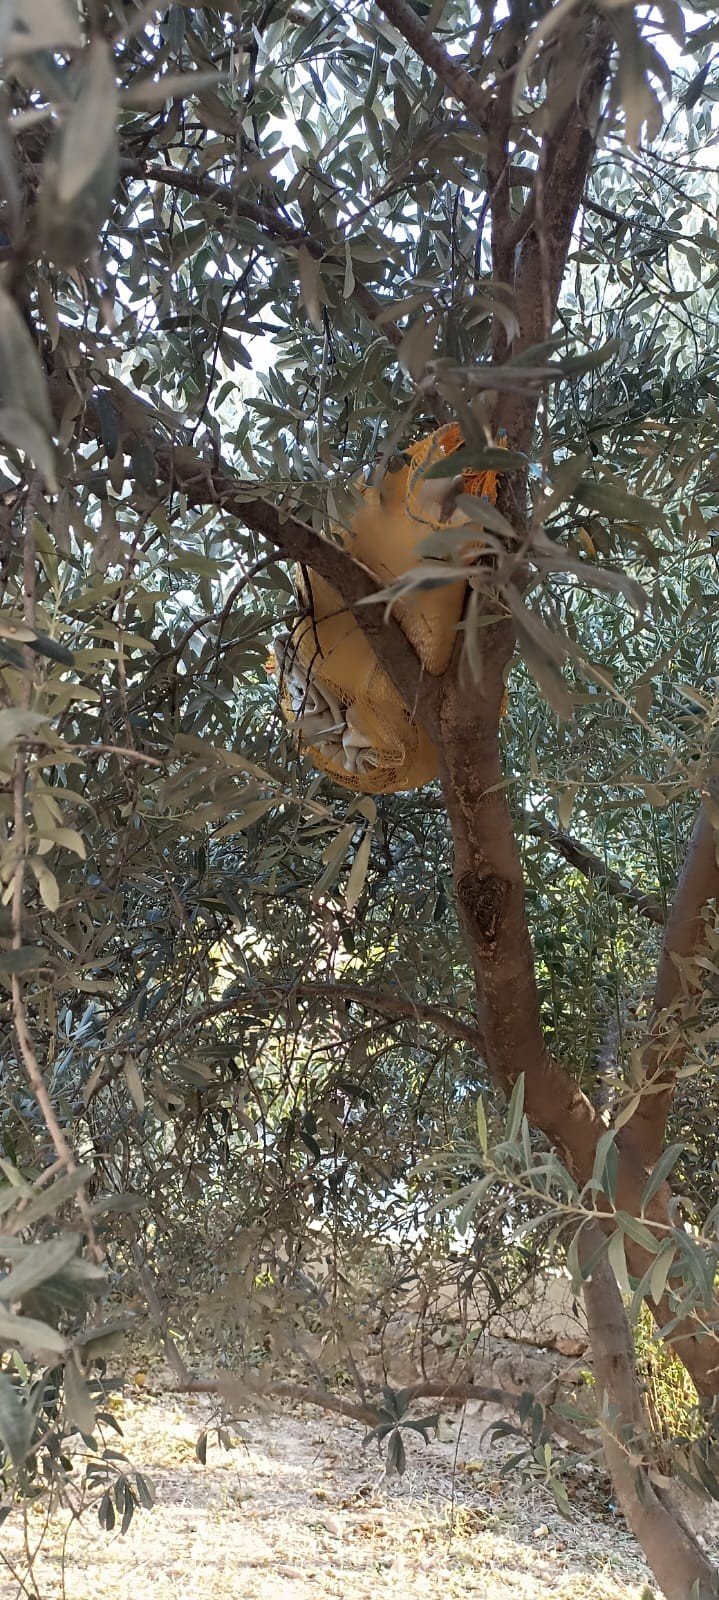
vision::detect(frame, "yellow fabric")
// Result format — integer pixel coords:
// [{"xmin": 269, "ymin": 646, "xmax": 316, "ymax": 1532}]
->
[
  {"xmin": 406, "ymin": 421, "xmax": 500, "ymax": 521},
  {"xmin": 274, "ymin": 425, "xmax": 505, "ymax": 795}
]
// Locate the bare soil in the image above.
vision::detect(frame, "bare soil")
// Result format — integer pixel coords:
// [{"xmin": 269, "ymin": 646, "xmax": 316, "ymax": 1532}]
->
[{"xmin": 0, "ymin": 1379, "xmax": 680, "ymax": 1600}]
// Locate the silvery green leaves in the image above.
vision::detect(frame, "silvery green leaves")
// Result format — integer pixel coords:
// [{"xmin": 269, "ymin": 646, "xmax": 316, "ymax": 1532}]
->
[
  {"xmin": 36, "ymin": 38, "xmax": 118, "ymax": 268},
  {"xmin": 0, "ymin": 287, "xmax": 56, "ymax": 488},
  {"xmin": 508, "ymin": 522, "xmax": 648, "ymax": 720},
  {"xmin": 513, "ymin": 0, "xmax": 672, "ymax": 150}
]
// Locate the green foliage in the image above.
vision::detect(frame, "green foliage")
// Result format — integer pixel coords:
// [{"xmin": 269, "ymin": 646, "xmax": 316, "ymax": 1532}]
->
[
  {"xmin": 0, "ymin": 9, "xmax": 718, "ymax": 1587},
  {"xmin": 634, "ymin": 1301, "xmax": 701, "ymax": 1446}
]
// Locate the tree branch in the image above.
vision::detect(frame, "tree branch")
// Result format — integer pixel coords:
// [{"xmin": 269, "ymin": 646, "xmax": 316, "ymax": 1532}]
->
[
  {"xmin": 51, "ymin": 373, "xmax": 434, "ymax": 728},
  {"xmin": 581, "ymin": 1226, "xmax": 718, "ymax": 1599},
  {"xmin": 496, "ymin": 24, "xmax": 611, "ymax": 448},
  {"xmin": 121, "ymin": 158, "xmax": 404, "ymax": 347},
  {"xmin": 375, "ymin": 0, "xmax": 491, "ymax": 126},
  {"xmin": 163, "ymin": 983, "xmax": 483, "ymax": 1056},
  {"xmin": 175, "ymin": 1372, "xmax": 593, "ymax": 1454},
  {"xmin": 621, "ymin": 796, "xmax": 719, "ymax": 1166},
  {"xmin": 246, "ymin": 979, "xmax": 484, "ymax": 1051},
  {"xmin": 215, "ymin": 494, "xmax": 432, "ymax": 720},
  {"xmin": 420, "ymin": 24, "xmax": 613, "ymax": 1182},
  {"xmin": 438, "ymin": 633, "xmax": 605, "ymax": 1180},
  {"xmin": 80, "ymin": 980, "xmax": 483, "ymax": 1109},
  {"xmin": 524, "ymin": 814, "xmax": 665, "ymax": 925}
]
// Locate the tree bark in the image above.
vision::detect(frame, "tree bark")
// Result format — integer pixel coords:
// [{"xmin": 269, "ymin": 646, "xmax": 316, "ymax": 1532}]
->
[
  {"xmin": 581, "ymin": 1227, "xmax": 719, "ymax": 1600},
  {"xmin": 437, "ymin": 621, "xmax": 605, "ymax": 1175},
  {"xmin": 621, "ymin": 801, "xmax": 719, "ymax": 1169}
]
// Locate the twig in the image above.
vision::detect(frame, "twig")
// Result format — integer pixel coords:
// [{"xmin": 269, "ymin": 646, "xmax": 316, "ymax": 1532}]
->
[
  {"xmin": 71, "ymin": 743, "xmax": 165, "ymax": 767},
  {"xmin": 9, "ymin": 481, "xmax": 100, "ymax": 1260}
]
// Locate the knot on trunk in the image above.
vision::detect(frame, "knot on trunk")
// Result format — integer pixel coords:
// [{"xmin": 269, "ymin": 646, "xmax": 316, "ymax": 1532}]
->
[{"xmin": 457, "ymin": 871, "xmax": 506, "ymax": 951}]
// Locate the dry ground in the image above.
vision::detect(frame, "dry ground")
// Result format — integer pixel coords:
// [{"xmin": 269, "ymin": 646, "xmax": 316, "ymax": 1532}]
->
[{"xmin": 0, "ymin": 1379, "xmax": 681, "ymax": 1600}]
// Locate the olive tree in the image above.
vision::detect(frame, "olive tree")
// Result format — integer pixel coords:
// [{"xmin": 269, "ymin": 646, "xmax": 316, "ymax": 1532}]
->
[{"xmin": 1, "ymin": 3, "xmax": 719, "ymax": 1595}]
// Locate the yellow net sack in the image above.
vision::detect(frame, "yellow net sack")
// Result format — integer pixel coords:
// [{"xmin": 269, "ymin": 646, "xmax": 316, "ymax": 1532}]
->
[{"xmin": 272, "ymin": 424, "xmax": 504, "ymax": 795}]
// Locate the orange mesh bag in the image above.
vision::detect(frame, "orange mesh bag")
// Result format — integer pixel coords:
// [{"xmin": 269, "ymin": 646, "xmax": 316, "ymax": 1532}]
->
[{"xmin": 273, "ymin": 425, "xmax": 506, "ymax": 794}]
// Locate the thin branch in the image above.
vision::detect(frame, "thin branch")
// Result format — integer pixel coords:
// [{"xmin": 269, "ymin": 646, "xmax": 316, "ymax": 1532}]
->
[
  {"xmin": 72, "ymin": 743, "xmax": 165, "ymax": 767},
  {"xmin": 78, "ymin": 979, "xmax": 482, "ymax": 1109},
  {"xmin": 175, "ymin": 1373, "xmax": 594, "ymax": 1453},
  {"xmin": 130, "ymin": 1240, "xmax": 190, "ymax": 1384},
  {"xmin": 375, "ymin": 0, "xmax": 492, "ymax": 126},
  {"xmin": 121, "ymin": 159, "xmax": 404, "ymax": 347},
  {"xmin": 10, "ymin": 486, "xmax": 99, "ymax": 1258},
  {"xmin": 198, "ymin": 972, "xmax": 480, "ymax": 1049},
  {"xmin": 524, "ymin": 814, "xmax": 665, "ymax": 925},
  {"xmin": 182, "ymin": 980, "xmax": 483, "ymax": 1052},
  {"xmin": 275, "ymin": 979, "xmax": 483, "ymax": 1050}
]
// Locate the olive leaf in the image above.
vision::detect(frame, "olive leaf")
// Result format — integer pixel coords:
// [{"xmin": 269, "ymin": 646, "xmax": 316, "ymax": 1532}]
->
[
  {"xmin": 37, "ymin": 39, "xmax": 118, "ymax": 266},
  {"xmin": 0, "ymin": 288, "xmax": 56, "ymax": 488}
]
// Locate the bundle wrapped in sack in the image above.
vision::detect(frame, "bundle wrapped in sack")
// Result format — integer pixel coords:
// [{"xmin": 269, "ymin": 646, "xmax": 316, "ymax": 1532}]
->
[{"xmin": 272, "ymin": 423, "xmax": 505, "ymax": 795}]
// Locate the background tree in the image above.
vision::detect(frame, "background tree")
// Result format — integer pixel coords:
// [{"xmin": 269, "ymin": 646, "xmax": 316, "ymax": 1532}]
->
[{"xmin": 0, "ymin": 3, "xmax": 719, "ymax": 1596}]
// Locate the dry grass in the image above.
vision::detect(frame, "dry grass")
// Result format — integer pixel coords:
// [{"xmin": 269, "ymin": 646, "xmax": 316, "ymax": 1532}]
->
[{"xmin": 0, "ymin": 1380, "xmax": 665, "ymax": 1600}]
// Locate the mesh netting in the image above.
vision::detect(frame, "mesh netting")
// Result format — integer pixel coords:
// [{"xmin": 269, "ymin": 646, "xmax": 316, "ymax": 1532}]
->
[{"xmin": 272, "ymin": 425, "xmax": 505, "ymax": 794}]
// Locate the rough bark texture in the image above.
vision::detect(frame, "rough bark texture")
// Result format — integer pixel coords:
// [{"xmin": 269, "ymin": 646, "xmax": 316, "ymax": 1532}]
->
[
  {"xmin": 436, "ymin": 616, "xmax": 604, "ymax": 1176},
  {"xmin": 622, "ymin": 801, "xmax": 719, "ymax": 1168},
  {"xmin": 370, "ymin": 8, "xmax": 719, "ymax": 1594},
  {"xmin": 581, "ymin": 1227, "xmax": 719, "ymax": 1599}
]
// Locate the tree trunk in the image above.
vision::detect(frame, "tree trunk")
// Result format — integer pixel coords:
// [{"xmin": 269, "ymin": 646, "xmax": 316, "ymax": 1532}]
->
[{"xmin": 581, "ymin": 1227, "xmax": 719, "ymax": 1600}]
